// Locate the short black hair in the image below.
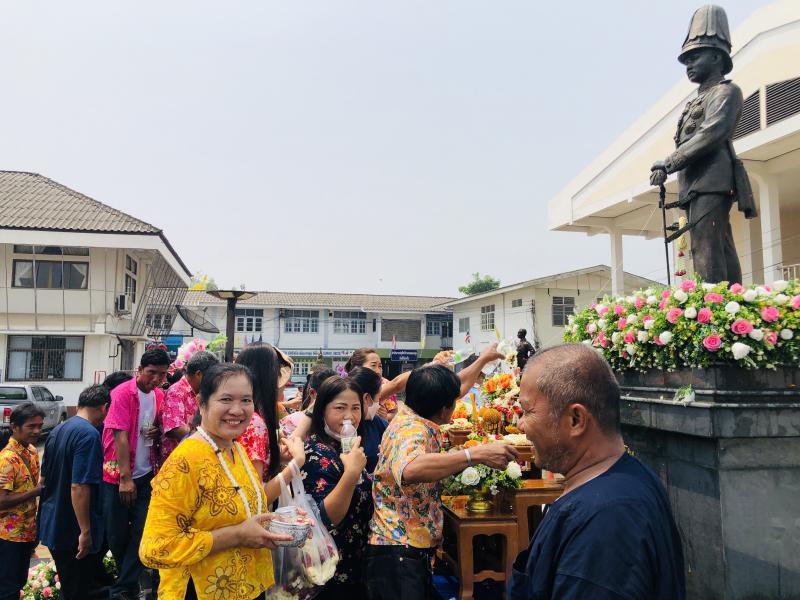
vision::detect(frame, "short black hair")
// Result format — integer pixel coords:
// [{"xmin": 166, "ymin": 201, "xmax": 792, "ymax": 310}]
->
[
  {"xmin": 10, "ymin": 402, "xmax": 45, "ymax": 428},
  {"xmin": 405, "ymin": 363, "xmax": 461, "ymax": 420},
  {"xmin": 301, "ymin": 368, "xmax": 337, "ymax": 410},
  {"xmin": 140, "ymin": 348, "xmax": 171, "ymax": 368},
  {"xmin": 311, "ymin": 376, "xmax": 365, "ymax": 443},
  {"xmin": 103, "ymin": 371, "xmax": 133, "ymax": 390},
  {"xmin": 198, "ymin": 363, "xmax": 253, "ymax": 407},
  {"xmin": 79, "ymin": 384, "xmax": 112, "ymax": 408},
  {"xmin": 186, "ymin": 351, "xmax": 219, "ymax": 376}
]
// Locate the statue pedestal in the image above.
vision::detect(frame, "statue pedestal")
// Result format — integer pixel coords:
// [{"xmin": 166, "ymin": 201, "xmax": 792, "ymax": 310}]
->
[{"xmin": 618, "ymin": 368, "xmax": 800, "ymax": 600}]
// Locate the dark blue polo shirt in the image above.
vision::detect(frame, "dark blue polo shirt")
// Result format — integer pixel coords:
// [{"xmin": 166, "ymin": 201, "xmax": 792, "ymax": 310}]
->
[
  {"xmin": 38, "ymin": 416, "xmax": 104, "ymax": 553},
  {"xmin": 362, "ymin": 415, "xmax": 388, "ymax": 474},
  {"xmin": 509, "ymin": 452, "xmax": 686, "ymax": 599}
]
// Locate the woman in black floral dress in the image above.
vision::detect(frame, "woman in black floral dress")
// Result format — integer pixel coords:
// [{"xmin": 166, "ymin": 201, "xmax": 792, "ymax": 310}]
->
[{"xmin": 302, "ymin": 376, "xmax": 373, "ymax": 599}]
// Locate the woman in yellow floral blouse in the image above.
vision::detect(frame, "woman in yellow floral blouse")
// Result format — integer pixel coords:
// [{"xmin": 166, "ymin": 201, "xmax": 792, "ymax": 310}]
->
[{"xmin": 140, "ymin": 363, "xmax": 293, "ymax": 600}]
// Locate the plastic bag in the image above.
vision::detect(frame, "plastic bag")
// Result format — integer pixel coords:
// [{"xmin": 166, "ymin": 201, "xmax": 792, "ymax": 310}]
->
[{"xmin": 267, "ymin": 462, "xmax": 339, "ymax": 599}]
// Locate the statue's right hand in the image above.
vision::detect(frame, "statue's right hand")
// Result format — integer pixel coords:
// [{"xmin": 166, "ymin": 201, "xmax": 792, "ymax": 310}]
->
[{"xmin": 650, "ymin": 167, "xmax": 667, "ymax": 187}]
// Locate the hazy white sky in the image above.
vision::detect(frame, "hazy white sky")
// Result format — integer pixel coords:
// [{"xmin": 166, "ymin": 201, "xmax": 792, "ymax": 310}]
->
[{"xmin": 0, "ymin": 1, "xmax": 767, "ymax": 296}]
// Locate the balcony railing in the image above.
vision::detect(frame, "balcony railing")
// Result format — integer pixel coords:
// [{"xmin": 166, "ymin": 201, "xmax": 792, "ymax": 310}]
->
[
  {"xmin": 440, "ymin": 337, "xmax": 453, "ymax": 350},
  {"xmin": 782, "ymin": 263, "xmax": 799, "ymax": 281}
]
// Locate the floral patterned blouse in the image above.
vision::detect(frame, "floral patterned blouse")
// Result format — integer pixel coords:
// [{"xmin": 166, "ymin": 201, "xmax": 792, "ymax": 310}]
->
[
  {"xmin": 380, "ymin": 377, "xmax": 398, "ymax": 413},
  {"xmin": 237, "ymin": 413, "xmax": 269, "ymax": 480},
  {"xmin": 140, "ymin": 438, "xmax": 273, "ymax": 600},
  {"xmin": 158, "ymin": 375, "xmax": 198, "ymax": 467},
  {"xmin": 302, "ymin": 434, "xmax": 373, "ymax": 586},
  {"xmin": 369, "ymin": 404, "xmax": 443, "ymax": 548},
  {"xmin": 0, "ymin": 437, "xmax": 40, "ymax": 542}
]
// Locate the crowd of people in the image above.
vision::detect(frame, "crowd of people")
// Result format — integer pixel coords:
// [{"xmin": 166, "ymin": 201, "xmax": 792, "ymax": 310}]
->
[{"xmin": 0, "ymin": 340, "xmax": 687, "ymax": 600}]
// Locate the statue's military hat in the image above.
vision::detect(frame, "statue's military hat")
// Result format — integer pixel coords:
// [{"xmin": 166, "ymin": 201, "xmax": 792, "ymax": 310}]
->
[{"xmin": 678, "ymin": 4, "xmax": 733, "ymax": 74}]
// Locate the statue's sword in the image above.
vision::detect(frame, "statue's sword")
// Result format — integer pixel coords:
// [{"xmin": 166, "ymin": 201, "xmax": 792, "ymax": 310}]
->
[{"xmin": 659, "ymin": 184, "xmax": 696, "ymax": 285}]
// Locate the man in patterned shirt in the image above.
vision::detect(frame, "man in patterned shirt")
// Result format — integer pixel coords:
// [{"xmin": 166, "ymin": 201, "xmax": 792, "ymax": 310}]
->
[
  {"xmin": 157, "ymin": 350, "xmax": 218, "ymax": 466},
  {"xmin": 365, "ymin": 346, "xmax": 519, "ymax": 600},
  {"xmin": 0, "ymin": 402, "xmax": 45, "ymax": 600}
]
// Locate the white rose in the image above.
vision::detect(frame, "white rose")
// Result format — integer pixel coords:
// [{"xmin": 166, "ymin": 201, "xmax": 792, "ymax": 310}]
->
[
  {"xmin": 571, "ymin": 325, "xmax": 578, "ymax": 335},
  {"xmin": 748, "ymin": 328, "xmax": 764, "ymax": 341},
  {"xmin": 587, "ymin": 323, "xmax": 597, "ymax": 334},
  {"xmin": 625, "ymin": 296, "xmax": 635, "ymax": 304},
  {"xmin": 773, "ymin": 280, "xmax": 789, "ymax": 293},
  {"xmin": 774, "ymin": 294, "xmax": 789, "ymax": 305},
  {"xmin": 674, "ymin": 290, "xmax": 688, "ymax": 303},
  {"xmin": 625, "ymin": 344, "xmax": 637, "ymax": 355},
  {"xmin": 568, "ymin": 315, "xmax": 575, "ymax": 325},
  {"xmin": 582, "ymin": 340, "xmax": 593, "ymax": 346},
  {"xmin": 460, "ymin": 467, "xmax": 481, "ymax": 486},
  {"xmin": 742, "ymin": 289, "xmax": 758, "ymax": 303},
  {"xmin": 597, "ymin": 319, "xmax": 607, "ymax": 329},
  {"xmin": 757, "ymin": 286, "xmax": 771, "ymax": 297},
  {"xmin": 724, "ymin": 301, "xmax": 741, "ymax": 315},
  {"xmin": 659, "ymin": 331, "xmax": 673, "ymax": 344},
  {"xmin": 702, "ymin": 283, "xmax": 716, "ymax": 291},
  {"xmin": 684, "ymin": 307, "xmax": 698, "ymax": 319},
  {"xmin": 611, "ymin": 332, "xmax": 621, "ymax": 344},
  {"xmin": 637, "ymin": 330, "xmax": 649, "ymax": 343},
  {"xmin": 643, "ymin": 319, "xmax": 655, "ymax": 330},
  {"xmin": 646, "ymin": 295, "xmax": 657, "ymax": 305},
  {"xmin": 627, "ymin": 314, "xmax": 638, "ymax": 326},
  {"xmin": 731, "ymin": 342, "xmax": 751, "ymax": 360},
  {"xmin": 780, "ymin": 329, "xmax": 794, "ymax": 340},
  {"xmin": 505, "ymin": 462, "xmax": 522, "ymax": 480}
]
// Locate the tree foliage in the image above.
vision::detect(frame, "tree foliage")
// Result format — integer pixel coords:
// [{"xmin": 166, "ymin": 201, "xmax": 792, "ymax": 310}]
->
[{"xmin": 458, "ymin": 272, "xmax": 501, "ymax": 296}]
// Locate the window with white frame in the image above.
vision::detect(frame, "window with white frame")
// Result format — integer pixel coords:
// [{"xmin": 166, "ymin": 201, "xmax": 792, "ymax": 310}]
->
[
  {"xmin": 425, "ymin": 321, "xmax": 442, "ymax": 335},
  {"xmin": 236, "ymin": 309, "xmax": 263, "ymax": 332},
  {"xmin": 480, "ymin": 305, "xmax": 495, "ymax": 331},
  {"xmin": 6, "ymin": 335, "xmax": 84, "ymax": 381},
  {"xmin": 511, "ymin": 298, "xmax": 523, "ymax": 308},
  {"xmin": 333, "ymin": 311, "xmax": 366, "ymax": 334},
  {"xmin": 11, "ymin": 245, "xmax": 89, "ymax": 290},
  {"xmin": 293, "ymin": 360, "xmax": 314, "ymax": 377},
  {"xmin": 458, "ymin": 317, "xmax": 470, "ymax": 333},
  {"xmin": 125, "ymin": 255, "xmax": 138, "ymax": 303},
  {"xmin": 552, "ymin": 296, "xmax": 576, "ymax": 326},
  {"xmin": 284, "ymin": 310, "xmax": 319, "ymax": 333},
  {"xmin": 145, "ymin": 313, "xmax": 173, "ymax": 331}
]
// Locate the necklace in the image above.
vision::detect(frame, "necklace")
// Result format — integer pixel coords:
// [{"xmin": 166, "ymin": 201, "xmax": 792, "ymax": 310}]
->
[{"xmin": 196, "ymin": 426, "xmax": 263, "ymax": 518}]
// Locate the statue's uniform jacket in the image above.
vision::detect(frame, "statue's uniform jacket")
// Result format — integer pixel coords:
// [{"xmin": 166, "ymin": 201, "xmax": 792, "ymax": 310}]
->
[{"xmin": 665, "ymin": 79, "xmax": 742, "ymax": 206}]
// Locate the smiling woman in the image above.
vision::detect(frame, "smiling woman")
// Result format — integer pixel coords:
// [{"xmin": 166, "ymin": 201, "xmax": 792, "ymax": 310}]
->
[{"xmin": 140, "ymin": 364, "xmax": 293, "ymax": 600}]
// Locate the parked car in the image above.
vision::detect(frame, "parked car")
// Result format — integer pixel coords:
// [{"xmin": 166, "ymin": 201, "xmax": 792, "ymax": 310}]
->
[{"xmin": 0, "ymin": 384, "xmax": 67, "ymax": 449}]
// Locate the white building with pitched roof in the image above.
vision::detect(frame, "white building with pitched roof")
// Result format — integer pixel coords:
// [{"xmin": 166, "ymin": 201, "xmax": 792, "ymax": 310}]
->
[
  {"xmin": 0, "ymin": 170, "xmax": 191, "ymax": 404},
  {"xmin": 173, "ymin": 290, "xmax": 455, "ymax": 380},
  {"xmin": 548, "ymin": 1, "xmax": 800, "ymax": 292}
]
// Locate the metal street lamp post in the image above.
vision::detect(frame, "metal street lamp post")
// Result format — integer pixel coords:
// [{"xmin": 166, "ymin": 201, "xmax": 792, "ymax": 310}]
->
[{"xmin": 206, "ymin": 290, "xmax": 257, "ymax": 362}]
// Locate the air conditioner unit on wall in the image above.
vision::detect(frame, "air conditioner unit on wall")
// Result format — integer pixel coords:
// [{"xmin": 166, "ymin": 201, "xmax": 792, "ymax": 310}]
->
[{"xmin": 116, "ymin": 294, "xmax": 131, "ymax": 314}]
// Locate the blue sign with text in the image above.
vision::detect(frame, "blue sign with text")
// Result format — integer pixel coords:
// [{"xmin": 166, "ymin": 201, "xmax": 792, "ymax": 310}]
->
[{"xmin": 390, "ymin": 349, "xmax": 418, "ymax": 362}]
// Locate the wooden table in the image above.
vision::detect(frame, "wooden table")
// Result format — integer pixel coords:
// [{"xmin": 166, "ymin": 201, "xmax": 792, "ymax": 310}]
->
[
  {"xmin": 500, "ymin": 479, "xmax": 564, "ymax": 555},
  {"xmin": 440, "ymin": 503, "xmax": 518, "ymax": 600}
]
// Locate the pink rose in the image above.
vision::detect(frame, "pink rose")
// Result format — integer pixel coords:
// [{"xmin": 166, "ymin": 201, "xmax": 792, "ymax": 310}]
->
[
  {"xmin": 764, "ymin": 330, "xmax": 778, "ymax": 346},
  {"xmin": 658, "ymin": 299, "xmax": 668, "ymax": 311},
  {"xmin": 624, "ymin": 332, "xmax": 635, "ymax": 344},
  {"xmin": 764, "ymin": 285, "xmax": 772, "ymax": 292},
  {"xmin": 681, "ymin": 280, "xmax": 697, "ymax": 292},
  {"xmin": 704, "ymin": 293, "xmax": 724, "ymax": 304},
  {"xmin": 761, "ymin": 306, "xmax": 780, "ymax": 322},
  {"xmin": 590, "ymin": 303, "xmax": 597, "ymax": 310},
  {"xmin": 792, "ymin": 295, "xmax": 800, "ymax": 310},
  {"xmin": 634, "ymin": 297, "xmax": 644, "ymax": 309},
  {"xmin": 597, "ymin": 305, "xmax": 609, "ymax": 317},
  {"xmin": 613, "ymin": 304, "xmax": 624, "ymax": 316},
  {"xmin": 643, "ymin": 315, "xmax": 654, "ymax": 323},
  {"xmin": 729, "ymin": 283, "xmax": 744, "ymax": 294},
  {"xmin": 43, "ymin": 588, "xmax": 52, "ymax": 598},
  {"xmin": 703, "ymin": 334, "xmax": 722, "ymax": 352},
  {"xmin": 598, "ymin": 331, "xmax": 609, "ymax": 348},
  {"xmin": 731, "ymin": 319, "xmax": 754, "ymax": 335},
  {"xmin": 653, "ymin": 336, "xmax": 663, "ymax": 346},
  {"xmin": 697, "ymin": 308, "xmax": 713, "ymax": 324},
  {"xmin": 661, "ymin": 290, "xmax": 671, "ymax": 299},
  {"xmin": 666, "ymin": 308, "xmax": 683, "ymax": 324},
  {"xmin": 617, "ymin": 318, "xmax": 627, "ymax": 330}
]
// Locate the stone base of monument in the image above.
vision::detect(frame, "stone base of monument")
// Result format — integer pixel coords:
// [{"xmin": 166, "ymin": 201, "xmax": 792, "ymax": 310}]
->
[{"xmin": 618, "ymin": 366, "xmax": 800, "ymax": 600}]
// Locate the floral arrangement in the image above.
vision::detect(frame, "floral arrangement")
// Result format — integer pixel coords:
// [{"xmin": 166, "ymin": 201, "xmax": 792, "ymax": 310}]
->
[
  {"xmin": 206, "ymin": 334, "xmax": 227, "ymax": 356},
  {"xmin": 442, "ymin": 462, "xmax": 523, "ymax": 497},
  {"xmin": 480, "ymin": 372, "xmax": 518, "ymax": 404},
  {"xmin": 563, "ymin": 278, "xmax": 799, "ymax": 371},
  {"xmin": 173, "ymin": 338, "xmax": 209, "ymax": 370},
  {"xmin": 22, "ymin": 562, "xmax": 60, "ymax": 600}
]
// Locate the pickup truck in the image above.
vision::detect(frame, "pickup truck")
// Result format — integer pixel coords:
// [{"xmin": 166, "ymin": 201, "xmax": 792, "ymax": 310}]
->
[{"xmin": 0, "ymin": 384, "xmax": 67, "ymax": 448}]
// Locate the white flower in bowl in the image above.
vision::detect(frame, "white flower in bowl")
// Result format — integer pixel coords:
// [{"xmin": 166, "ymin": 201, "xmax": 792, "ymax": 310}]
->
[
  {"xmin": 460, "ymin": 467, "xmax": 481, "ymax": 486},
  {"xmin": 506, "ymin": 462, "xmax": 522, "ymax": 480},
  {"xmin": 731, "ymin": 342, "xmax": 751, "ymax": 360}
]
